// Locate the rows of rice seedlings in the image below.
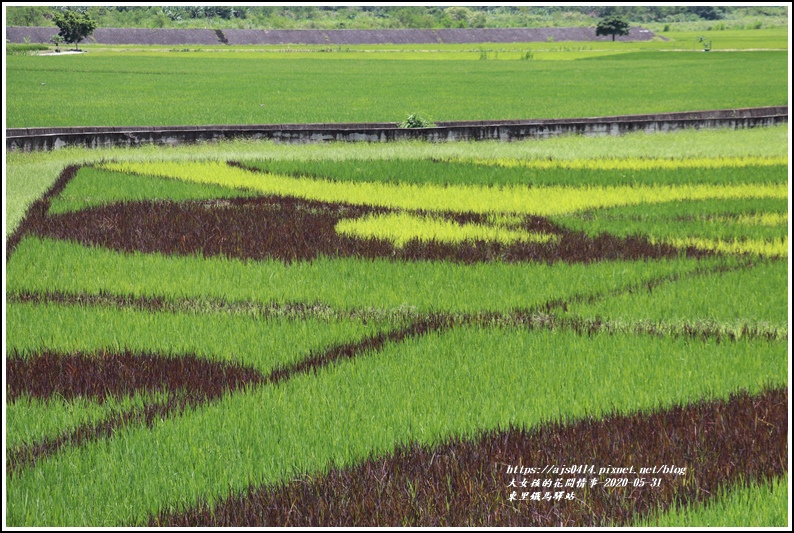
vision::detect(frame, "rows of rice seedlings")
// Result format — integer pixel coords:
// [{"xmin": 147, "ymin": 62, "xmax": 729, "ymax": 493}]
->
[
  {"xmin": 559, "ymin": 260, "xmax": 788, "ymax": 337},
  {"xmin": 7, "ymin": 125, "xmax": 788, "ymax": 237},
  {"xmin": 48, "ymin": 166, "xmax": 258, "ymax": 215},
  {"xmin": 6, "ymin": 325, "xmax": 785, "ymax": 526},
  {"xmin": 241, "ymin": 157, "xmax": 787, "ymax": 187},
  {"xmin": 7, "ymin": 236, "xmax": 733, "ymax": 314},
  {"xmin": 6, "ymin": 390, "xmax": 170, "ymax": 450},
  {"xmin": 631, "ymin": 475, "xmax": 788, "ymax": 527},
  {"xmin": 97, "ymin": 161, "xmax": 787, "ymax": 217},
  {"xmin": 6, "ymin": 301, "xmax": 392, "ymax": 373}
]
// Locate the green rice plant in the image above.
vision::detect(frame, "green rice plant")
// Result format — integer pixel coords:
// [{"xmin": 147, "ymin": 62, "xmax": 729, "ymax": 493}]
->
[
  {"xmin": 552, "ymin": 198, "xmax": 788, "ymax": 238},
  {"xmin": 731, "ymin": 212, "xmax": 788, "ymax": 226},
  {"xmin": 49, "ymin": 166, "xmax": 260, "ymax": 214},
  {"xmin": 6, "ymin": 301, "xmax": 390, "ymax": 374},
  {"xmin": 97, "ymin": 161, "xmax": 788, "ymax": 217},
  {"xmin": 7, "ymin": 237, "xmax": 730, "ymax": 314},
  {"xmin": 6, "ymin": 391, "xmax": 170, "ymax": 450},
  {"xmin": 241, "ymin": 158, "xmax": 787, "ymax": 188},
  {"xmin": 538, "ymin": 316, "xmax": 786, "ymax": 344},
  {"xmin": 561, "ymin": 260, "xmax": 788, "ymax": 329},
  {"xmin": 558, "ymin": 218, "xmax": 788, "ymax": 242},
  {"xmin": 334, "ymin": 212, "xmax": 556, "ymax": 247},
  {"xmin": 6, "ymin": 299, "xmax": 394, "ymax": 453},
  {"xmin": 6, "ymin": 326, "xmax": 785, "ymax": 526},
  {"xmin": 446, "ymin": 155, "xmax": 787, "ymax": 172},
  {"xmin": 632, "ymin": 475, "xmax": 788, "ymax": 527}
]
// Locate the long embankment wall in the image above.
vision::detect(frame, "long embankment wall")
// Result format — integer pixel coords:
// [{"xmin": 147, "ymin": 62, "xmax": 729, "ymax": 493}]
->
[
  {"xmin": 6, "ymin": 26, "xmax": 660, "ymax": 45},
  {"xmin": 6, "ymin": 107, "xmax": 788, "ymax": 152}
]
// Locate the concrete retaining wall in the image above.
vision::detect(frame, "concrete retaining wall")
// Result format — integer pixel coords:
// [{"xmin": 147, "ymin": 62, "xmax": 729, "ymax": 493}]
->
[
  {"xmin": 6, "ymin": 107, "xmax": 788, "ymax": 152},
  {"xmin": 6, "ymin": 26, "xmax": 660, "ymax": 45}
]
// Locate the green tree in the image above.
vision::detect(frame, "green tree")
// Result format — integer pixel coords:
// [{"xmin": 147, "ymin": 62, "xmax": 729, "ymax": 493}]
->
[
  {"xmin": 52, "ymin": 9, "xmax": 97, "ymax": 51},
  {"xmin": 392, "ymin": 7, "xmax": 432, "ymax": 28},
  {"xmin": 445, "ymin": 7, "xmax": 471, "ymax": 27},
  {"xmin": 7, "ymin": 6, "xmax": 48, "ymax": 26},
  {"xmin": 469, "ymin": 11, "xmax": 487, "ymax": 28},
  {"xmin": 687, "ymin": 6, "xmax": 722, "ymax": 20},
  {"xmin": 595, "ymin": 15, "xmax": 630, "ymax": 41}
]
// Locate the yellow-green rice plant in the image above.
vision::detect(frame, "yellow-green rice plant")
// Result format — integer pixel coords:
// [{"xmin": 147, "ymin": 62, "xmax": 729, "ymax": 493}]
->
[
  {"xmin": 335, "ymin": 213, "xmax": 557, "ymax": 247},
  {"xmin": 98, "ymin": 161, "xmax": 788, "ymax": 217},
  {"xmin": 657, "ymin": 236, "xmax": 788, "ymax": 258}
]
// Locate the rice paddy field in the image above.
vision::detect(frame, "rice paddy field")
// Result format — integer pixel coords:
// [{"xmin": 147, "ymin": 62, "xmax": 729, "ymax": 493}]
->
[
  {"xmin": 3, "ymin": 25, "xmax": 791, "ymax": 527},
  {"xmin": 3, "ymin": 122, "xmax": 790, "ymax": 526},
  {"xmin": 5, "ymin": 46, "xmax": 788, "ymax": 127}
]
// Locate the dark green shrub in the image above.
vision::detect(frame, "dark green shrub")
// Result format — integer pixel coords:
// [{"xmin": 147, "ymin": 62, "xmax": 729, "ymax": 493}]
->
[{"xmin": 6, "ymin": 43, "xmax": 49, "ymax": 55}]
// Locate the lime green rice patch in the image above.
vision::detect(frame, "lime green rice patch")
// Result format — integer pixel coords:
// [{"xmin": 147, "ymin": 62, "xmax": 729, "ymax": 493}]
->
[
  {"xmin": 335, "ymin": 212, "xmax": 557, "ymax": 247},
  {"xmin": 657, "ymin": 236, "xmax": 788, "ymax": 258}
]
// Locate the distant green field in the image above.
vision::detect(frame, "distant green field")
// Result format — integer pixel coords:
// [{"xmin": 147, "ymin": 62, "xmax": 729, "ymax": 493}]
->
[
  {"xmin": 662, "ymin": 28, "xmax": 788, "ymax": 50},
  {"xmin": 6, "ymin": 50, "xmax": 787, "ymax": 127}
]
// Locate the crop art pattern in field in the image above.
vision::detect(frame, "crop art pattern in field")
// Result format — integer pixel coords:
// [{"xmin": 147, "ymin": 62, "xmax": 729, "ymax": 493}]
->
[
  {"xmin": 5, "ymin": 151, "xmax": 788, "ymax": 527},
  {"xmin": 98, "ymin": 160, "xmax": 788, "ymax": 218},
  {"xmin": 95, "ymin": 159, "xmax": 787, "ymax": 259}
]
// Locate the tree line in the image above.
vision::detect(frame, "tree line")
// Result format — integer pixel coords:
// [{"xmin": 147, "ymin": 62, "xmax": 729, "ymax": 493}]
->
[{"xmin": 7, "ymin": 5, "xmax": 788, "ymax": 30}]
